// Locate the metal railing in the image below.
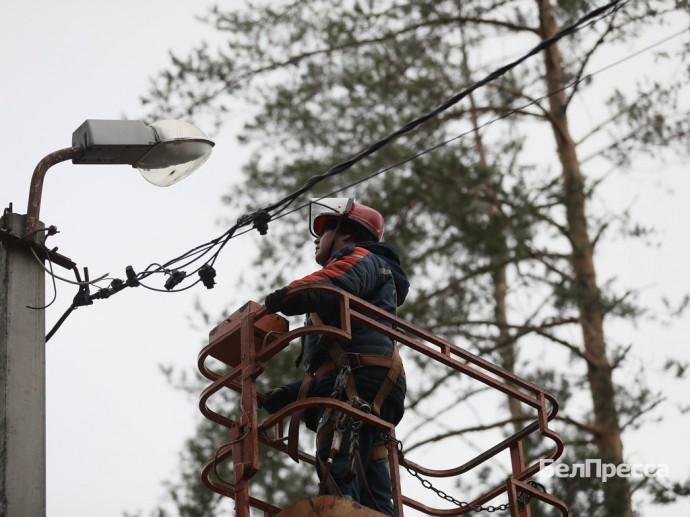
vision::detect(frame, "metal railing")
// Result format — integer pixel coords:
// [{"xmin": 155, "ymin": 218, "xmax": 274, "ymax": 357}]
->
[{"xmin": 197, "ymin": 284, "xmax": 568, "ymax": 516}]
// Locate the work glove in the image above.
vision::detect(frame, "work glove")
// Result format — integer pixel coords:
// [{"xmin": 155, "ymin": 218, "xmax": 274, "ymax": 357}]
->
[
  {"xmin": 264, "ymin": 287, "xmax": 288, "ymax": 313},
  {"xmin": 260, "ymin": 384, "xmax": 299, "ymax": 414}
]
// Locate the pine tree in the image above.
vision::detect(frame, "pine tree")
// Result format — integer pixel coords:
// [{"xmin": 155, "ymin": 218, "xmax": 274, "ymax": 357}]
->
[{"xmin": 141, "ymin": 1, "xmax": 690, "ymax": 514}]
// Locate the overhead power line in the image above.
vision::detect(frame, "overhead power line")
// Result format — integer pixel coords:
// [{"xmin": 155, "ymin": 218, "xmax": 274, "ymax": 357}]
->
[
  {"xmin": 260, "ymin": 0, "xmax": 626, "ymax": 217},
  {"xmin": 47, "ymin": 0, "xmax": 680, "ymax": 340}
]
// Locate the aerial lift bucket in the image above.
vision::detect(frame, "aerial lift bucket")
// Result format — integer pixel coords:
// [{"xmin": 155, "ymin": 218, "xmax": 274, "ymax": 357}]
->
[
  {"xmin": 277, "ymin": 495, "xmax": 388, "ymax": 517},
  {"xmin": 198, "ymin": 284, "xmax": 569, "ymax": 516}
]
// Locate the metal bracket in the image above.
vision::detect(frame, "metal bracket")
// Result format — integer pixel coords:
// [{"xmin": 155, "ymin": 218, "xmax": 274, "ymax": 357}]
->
[{"xmin": 0, "ymin": 210, "xmax": 75, "ymax": 270}]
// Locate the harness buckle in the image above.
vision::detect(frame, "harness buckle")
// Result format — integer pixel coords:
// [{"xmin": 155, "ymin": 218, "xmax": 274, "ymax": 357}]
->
[
  {"xmin": 344, "ymin": 427, "xmax": 360, "ymax": 484},
  {"xmin": 350, "ymin": 397, "xmax": 372, "ymax": 416},
  {"xmin": 334, "ymin": 365, "xmax": 351, "ymax": 394}
]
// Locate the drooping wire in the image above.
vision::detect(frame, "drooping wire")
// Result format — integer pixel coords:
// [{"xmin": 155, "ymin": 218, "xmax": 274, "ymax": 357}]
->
[
  {"xmin": 29, "ymin": 247, "xmax": 109, "ymax": 286},
  {"xmin": 47, "ymin": 0, "xmax": 665, "ymax": 300},
  {"xmin": 40, "ymin": 0, "xmax": 650, "ymax": 302},
  {"xmin": 124, "ymin": 0, "xmax": 631, "ymax": 282},
  {"xmin": 269, "ymin": 21, "xmax": 689, "ymax": 224},
  {"xmin": 44, "ymin": 0, "xmax": 660, "ymax": 339},
  {"xmin": 45, "ymin": 266, "xmax": 98, "ymax": 342},
  {"xmin": 27, "ymin": 250, "xmax": 58, "ymax": 310},
  {"xmin": 149, "ymin": 0, "xmax": 628, "ymax": 281},
  {"xmin": 257, "ymin": 0, "xmax": 625, "ymax": 218}
]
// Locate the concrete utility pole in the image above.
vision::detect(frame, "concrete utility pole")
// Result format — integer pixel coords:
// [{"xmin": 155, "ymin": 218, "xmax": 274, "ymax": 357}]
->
[
  {"xmin": 0, "ymin": 212, "xmax": 46, "ymax": 516},
  {"xmin": 0, "ymin": 119, "xmax": 214, "ymax": 517}
]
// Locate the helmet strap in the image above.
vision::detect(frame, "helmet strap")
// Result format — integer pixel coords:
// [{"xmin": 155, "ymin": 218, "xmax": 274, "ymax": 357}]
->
[
  {"xmin": 315, "ymin": 198, "xmax": 356, "ymax": 262},
  {"xmin": 332, "ymin": 197, "xmax": 354, "ymax": 240},
  {"xmin": 327, "ymin": 198, "xmax": 354, "ymax": 253}
]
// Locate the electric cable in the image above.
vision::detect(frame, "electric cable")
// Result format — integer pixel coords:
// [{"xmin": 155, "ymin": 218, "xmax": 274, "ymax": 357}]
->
[
  {"xmin": 45, "ymin": 266, "xmax": 97, "ymax": 341},
  {"xmin": 46, "ymin": 304, "xmax": 76, "ymax": 342},
  {"xmin": 38, "ymin": 0, "xmax": 674, "ymax": 301},
  {"xmin": 54, "ymin": 5, "xmax": 674, "ymax": 297},
  {"xmin": 176, "ymin": 0, "xmax": 630, "ymax": 278},
  {"xmin": 274, "ymin": 21, "xmax": 690, "ymax": 220},
  {"xmin": 138, "ymin": 0, "xmax": 629, "ymax": 277},
  {"xmin": 257, "ymin": 0, "xmax": 625, "ymax": 219},
  {"xmin": 582, "ymin": 25, "xmax": 689, "ymax": 78},
  {"xmin": 27, "ymin": 250, "xmax": 58, "ymax": 310},
  {"xmin": 117, "ymin": 2, "xmax": 659, "ymax": 281},
  {"xmin": 138, "ymin": 277, "xmax": 203, "ymax": 293},
  {"xmin": 18, "ymin": 224, "xmax": 59, "ymax": 243},
  {"xmin": 45, "ymin": 0, "xmax": 686, "ymax": 340},
  {"xmin": 29, "ymin": 247, "xmax": 109, "ymax": 286}
]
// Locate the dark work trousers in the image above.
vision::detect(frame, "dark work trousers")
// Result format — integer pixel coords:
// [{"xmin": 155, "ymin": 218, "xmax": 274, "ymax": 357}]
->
[{"xmin": 316, "ymin": 410, "xmax": 394, "ymax": 516}]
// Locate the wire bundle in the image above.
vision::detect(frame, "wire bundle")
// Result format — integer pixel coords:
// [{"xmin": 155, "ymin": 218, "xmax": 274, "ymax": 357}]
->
[{"xmin": 44, "ymin": 0, "xmax": 682, "ymax": 340}]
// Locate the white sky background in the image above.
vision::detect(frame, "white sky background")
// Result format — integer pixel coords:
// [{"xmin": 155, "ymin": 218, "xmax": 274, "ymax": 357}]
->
[
  {"xmin": 2, "ymin": 2, "xmax": 255, "ymax": 515},
  {"xmin": 1, "ymin": 1, "xmax": 689, "ymax": 516}
]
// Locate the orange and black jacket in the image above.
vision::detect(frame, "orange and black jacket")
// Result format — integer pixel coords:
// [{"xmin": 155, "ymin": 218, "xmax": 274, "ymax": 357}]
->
[
  {"xmin": 280, "ymin": 241, "xmax": 409, "ymax": 375},
  {"xmin": 274, "ymin": 241, "xmax": 409, "ymax": 427}
]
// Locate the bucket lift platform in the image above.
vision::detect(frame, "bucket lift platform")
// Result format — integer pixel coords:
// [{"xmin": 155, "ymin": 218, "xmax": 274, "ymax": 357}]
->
[{"xmin": 198, "ymin": 284, "xmax": 569, "ymax": 516}]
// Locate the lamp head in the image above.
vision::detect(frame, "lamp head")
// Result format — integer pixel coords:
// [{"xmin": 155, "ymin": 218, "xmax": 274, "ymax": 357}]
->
[{"xmin": 71, "ymin": 119, "xmax": 214, "ymax": 186}]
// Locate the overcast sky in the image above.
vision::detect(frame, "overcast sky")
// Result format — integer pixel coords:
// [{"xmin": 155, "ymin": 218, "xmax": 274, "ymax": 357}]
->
[
  {"xmin": 2, "ymin": 1, "xmax": 689, "ymax": 516},
  {"xmin": 2, "ymin": 1, "xmax": 253, "ymax": 515}
]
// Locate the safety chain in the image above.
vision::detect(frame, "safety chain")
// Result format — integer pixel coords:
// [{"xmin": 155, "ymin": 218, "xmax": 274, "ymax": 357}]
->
[
  {"xmin": 516, "ymin": 480, "xmax": 546, "ymax": 511},
  {"xmin": 384, "ymin": 435, "xmax": 510, "ymax": 513}
]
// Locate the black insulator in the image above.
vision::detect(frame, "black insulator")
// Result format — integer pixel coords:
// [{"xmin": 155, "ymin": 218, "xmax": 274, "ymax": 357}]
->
[
  {"xmin": 198, "ymin": 265, "xmax": 216, "ymax": 289},
  {"xmin": 164, "ymin": 270, "xmax": 186, "ymax": 290},
  {"xmin": 252, "ymin": 210, "xmax": 271, "ymax": 236},
  {"xmin": 93, "ymin": 288, "xmax": 111, "ymax": 300},
  {"xmin": 109, "ymin": 278, "xmax": 126, "ymax": 294},
  {"xmin": 125, "ymin": 265, "xmax": 140, "ymax": 287}
]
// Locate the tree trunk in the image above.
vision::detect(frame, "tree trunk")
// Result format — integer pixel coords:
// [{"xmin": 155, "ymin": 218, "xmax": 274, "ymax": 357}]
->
[
  {"xmin": 535, "ymin": 0, "xmax": 632, "ymax": 515},
  {"xmin": 461, "ymin": 28, "xmax": 527, "ymax": 434}
]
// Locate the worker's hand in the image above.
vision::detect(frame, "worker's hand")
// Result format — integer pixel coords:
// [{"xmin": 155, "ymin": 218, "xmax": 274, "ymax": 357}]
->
[
  {"xmin": 260, "ymin": 385, "xmax": 298, "ymax": 414},
  {"xmin": 264, "ymin": 287, "xmax": 288, "ymax": 313}
]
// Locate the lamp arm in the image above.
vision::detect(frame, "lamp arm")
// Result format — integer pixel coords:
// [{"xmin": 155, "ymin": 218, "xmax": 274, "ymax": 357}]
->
[{"xmin": 25, "ymin": 146, "xmax": 85, "ymax": 240}]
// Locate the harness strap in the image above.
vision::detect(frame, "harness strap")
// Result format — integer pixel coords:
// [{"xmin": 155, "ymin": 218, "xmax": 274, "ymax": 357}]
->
[
  {"xmin": 354, "ymin": 447, "xmax": 386, "ymax": 514},
  {"xmin": 323, "ymin": 340, "xmax": 404, "ymax": 417},
  {"xmin": 370, "ymin": 443, "xmax": 388, "ymax": 461},
  {"xmin": 290, "ymin": 306, "xmax": 403, "ymax": 468},
  {"xmin": 287, "ymin": 372, "xmax": 315, "ymax": 462},
  {"xmin": 371, "ymin": 344, "xmax": 404, "ymax": 416},
  {"xmin": 317, "ymin": 419, "xmax": 344, "ymax": 497},
  {"xmin": 313, "ymin": 352, "xmax": 405, "ymax": 375}
]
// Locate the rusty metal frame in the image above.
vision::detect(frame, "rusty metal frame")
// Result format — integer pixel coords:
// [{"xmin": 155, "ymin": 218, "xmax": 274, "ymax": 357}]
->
[{"xmin": 197, "ymin": 284, "xmax": 568, "ymax": 516}]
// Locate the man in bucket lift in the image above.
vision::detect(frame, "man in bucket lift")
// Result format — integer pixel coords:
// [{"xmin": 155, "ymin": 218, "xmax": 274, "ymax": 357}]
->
[{"xmin": 262, "ymin": 198, "xmax": 409, "ymax": 516}]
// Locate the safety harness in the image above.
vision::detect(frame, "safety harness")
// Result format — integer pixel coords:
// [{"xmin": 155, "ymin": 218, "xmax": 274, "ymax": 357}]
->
[
  {"xmin": 288, "ymin": 304, "xmax": 405, "ymax": 510},
  {"xmin": 286, "ymin": 312, "xmax": 405, "ymax": 505},
  {"xmin": 287, "ymin": 321, "xmax": 404, "ymax": 451},
  {"xmin": 285, "ymin": 235, "xmax": 405, "ymax": 508}
]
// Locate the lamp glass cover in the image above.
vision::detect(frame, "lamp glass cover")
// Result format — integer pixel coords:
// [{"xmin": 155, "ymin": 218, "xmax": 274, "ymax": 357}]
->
[{"xmin": 136, "ymin": 120, "xmax": 214, "ymax": 186}]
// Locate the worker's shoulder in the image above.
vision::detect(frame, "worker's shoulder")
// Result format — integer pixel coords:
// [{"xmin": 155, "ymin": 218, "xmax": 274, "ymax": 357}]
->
[{"xmin": 338, "ymin": 245, "xmax": 386, "ymax": 269}]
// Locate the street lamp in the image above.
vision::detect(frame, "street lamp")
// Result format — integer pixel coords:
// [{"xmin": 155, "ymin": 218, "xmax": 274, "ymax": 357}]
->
[
  {"xmin": 0, "ymin": 119, "xmax": 214, "ymax": 516},
  {"xmin": 25, "ymin": 119, "xmax": 214, "ymax": 239}
]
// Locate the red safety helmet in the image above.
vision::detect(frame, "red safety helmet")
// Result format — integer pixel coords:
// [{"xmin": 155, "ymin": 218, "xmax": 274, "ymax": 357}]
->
[{"xmin": 310, "ymin": 197, "xmax": 385, "ymax": 242}]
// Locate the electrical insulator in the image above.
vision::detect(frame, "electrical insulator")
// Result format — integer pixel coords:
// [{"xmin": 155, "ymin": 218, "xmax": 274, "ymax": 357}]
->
[{"xmin": 199, "ymin": 265, "xmax": 217, "ymax": 289}]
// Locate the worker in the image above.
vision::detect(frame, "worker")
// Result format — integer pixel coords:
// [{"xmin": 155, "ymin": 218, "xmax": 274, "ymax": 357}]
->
[{"xmin": 261, "ymin": 197, "xmax": 409, "ymax": 516}]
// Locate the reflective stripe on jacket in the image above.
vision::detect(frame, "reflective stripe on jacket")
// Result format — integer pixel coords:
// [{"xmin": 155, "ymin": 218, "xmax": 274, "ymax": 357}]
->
[{"xmin": 281, "ymin": 241, "xmax": 409, "ymax": 373}]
